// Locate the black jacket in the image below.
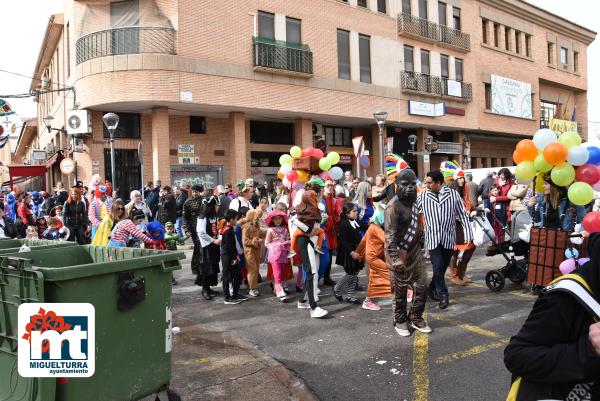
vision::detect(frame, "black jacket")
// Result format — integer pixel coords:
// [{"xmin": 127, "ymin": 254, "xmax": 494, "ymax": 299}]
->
[
  {"xmin": 146, "ymin": 187, "xmax": 161, "ymax": 213},
  {"xmin": 176, "ymin": 190, "xmax": 188, "ymax": 217},
  {"xmin": 220, "ymin": 226, "xmax": 238, "ymax": 268},
  {"xmin": 0, "ymin": 216, "xmax": 18, "ymax": 238},
  {"xmin": 63, "ymin": 201, "xmax": 89, "ymax": 228},
  {"xmin": 158, "ymin": 193, "xmax": 178, "ymax": 225},
  {"xmin": 336, "ymin": 217, "xmax": 364, "ymax": 274},
  {"xmin": 218, "ymin": 194, "xmax": 231, "ymax": 218}
]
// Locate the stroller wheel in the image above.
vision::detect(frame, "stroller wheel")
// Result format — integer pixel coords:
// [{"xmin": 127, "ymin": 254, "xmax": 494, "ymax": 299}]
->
[{"xmin": 485, "ymin": 270, "xmax": 505, "ymax": 292}]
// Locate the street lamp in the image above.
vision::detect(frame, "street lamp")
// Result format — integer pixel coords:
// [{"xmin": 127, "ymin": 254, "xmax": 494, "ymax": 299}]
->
[
  {"xmin": 103, "ymin": 112, "xmax": 119, "ymax": 191},
  {"xmin": 373, "ymin": 109, "xmax": 388, "ymax": 174}
]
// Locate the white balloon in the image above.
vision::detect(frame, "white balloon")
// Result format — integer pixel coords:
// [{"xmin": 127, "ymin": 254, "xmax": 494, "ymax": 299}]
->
[
  {"xmin": 329, "ymin": 166, "xmax": 343, "ymax": 180},
  {"xmin": 532, "ymin": 128, "xmax": 557, "ymax": 150},
  {"xmin": 280, "ymin": 164, "xmax": 293, "ymax": 174},
  {"xmin": 567, "ymin": 146, "xmax": 590, "ymax": 166}
]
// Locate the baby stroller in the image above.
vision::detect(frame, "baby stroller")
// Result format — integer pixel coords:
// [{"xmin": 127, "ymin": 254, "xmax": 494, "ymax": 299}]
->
[{"xmin": 482, "ymin": 209, "xmax": 531, "ymax": 292}]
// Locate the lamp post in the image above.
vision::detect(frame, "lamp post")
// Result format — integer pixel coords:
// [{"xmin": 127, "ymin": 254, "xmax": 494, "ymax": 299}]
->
[
  {"xmin": 373, "ymin": 109, "xmax": 388, "ymax": 175},
  {"xmin": 102, "ymin": 113, "xmax": 119, "ymax": 191}
]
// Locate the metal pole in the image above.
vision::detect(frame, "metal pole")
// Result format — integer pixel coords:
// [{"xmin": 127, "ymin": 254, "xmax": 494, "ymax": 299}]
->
[
  {"xmin": 110, "ymin": 134, "xmax": 116, "ymax": 193},
  {"xmin": 355, "ymin": 155, "xmax": 360, "ymax": 180},
  {"xmin": 378, "ymin": 123, "xmax": 385, "ymax": 175},
  {"xmin": 72, "ymin": 136, "xmax": 78, "ymax": 185}
]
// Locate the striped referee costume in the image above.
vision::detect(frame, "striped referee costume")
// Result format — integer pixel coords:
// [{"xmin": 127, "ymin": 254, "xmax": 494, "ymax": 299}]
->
[{"xmin": 416, "ymin": 186, "xmax": 472, "ymax": 300}]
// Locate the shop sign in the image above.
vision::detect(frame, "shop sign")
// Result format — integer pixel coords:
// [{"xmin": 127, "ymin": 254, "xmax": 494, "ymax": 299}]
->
[
  {"xmin": 408, "ymin": 101, "xmax": 445, "ymax": 117},
  {"xmin": 60, "ymin": 158, "xmax": 74, "ymax": 174},
  {"xmin": 385, "ymin": 137, "xmax": 394, "ymax": 153},
  {"xmin": 339, "ymin": 155, "xmax": 353, "ymax": 165},
  {"xmin": 491, "ymin": 75, "xmax": 532, "ymax": 119},
  {"xmin": 549, "ymin": 119, "xmax": 578, "ymax": 135},
  {"xmin": 177, "ymin": 144, "xmax": 194, "ymax": 164},
  {"xmin": 180, "ymin": 91, "xmax": 193, "ymax": 102},
  {"xmin": 446, "ymin": 80, "xmax": 462, "ymax": 97}
]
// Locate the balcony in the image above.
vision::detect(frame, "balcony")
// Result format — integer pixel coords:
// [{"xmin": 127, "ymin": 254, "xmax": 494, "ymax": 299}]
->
[
  {"xmin": 76, "ymin": 26, "xmax": 176, "ymax": 65},
  {"xmin": 401, "ymin": 71, "xmax": 472, "ymax": 102},
  {"xmin": 253, "ymin": 37, "xmax": 314, "ymax": 77},
  {"xmin": 398, "ymin": 13, "xmax": 470, "ymax": 52}
]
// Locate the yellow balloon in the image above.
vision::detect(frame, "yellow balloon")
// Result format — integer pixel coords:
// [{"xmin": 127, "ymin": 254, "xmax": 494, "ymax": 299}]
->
[
  {"xmin": 534, "ymin": 173, "xmax": 545, "ymax": 193},
  {"xmin": 290, "ymin": 146, "xmax": 302, "ymax": 158},
  {"xmin": 296, "ymin": 170, "xmax": 309, "ymax": 182}
]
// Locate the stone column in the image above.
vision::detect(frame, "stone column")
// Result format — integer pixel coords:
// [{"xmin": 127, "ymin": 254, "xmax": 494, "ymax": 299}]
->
[
  {"xmin": 229, "ymin": 112, "xmax": 248, "ymax": 182},
  {"xmin": 417, "ymin": 128, "xmax": 430, "ymax": 178},
  {"xmin": 371, "ymin": 124, "xmax": 384, "ymax": 176},
  {"xmin": 151, "ymin": 107, "xmax": 171, "ymax": 184},
  {"xmin": 294, "ymin": 118, "xmax": 313, "ymax": 149}
]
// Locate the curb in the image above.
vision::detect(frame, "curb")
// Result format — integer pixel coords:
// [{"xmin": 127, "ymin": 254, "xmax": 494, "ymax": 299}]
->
[{"xmin": 176, "ymin": 245, "xmax": 194, "ymax": 251}]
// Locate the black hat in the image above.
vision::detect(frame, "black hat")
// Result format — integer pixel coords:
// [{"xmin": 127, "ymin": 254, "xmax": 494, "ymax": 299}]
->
[{"xmin": 191, "ymin": 184, "xmax": 204, "ymax": 192}]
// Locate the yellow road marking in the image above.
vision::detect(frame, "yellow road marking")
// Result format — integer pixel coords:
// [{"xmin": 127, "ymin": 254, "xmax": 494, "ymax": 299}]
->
[
  {"xmin": 434, "ymin": 338, "xmax": 510, "ymax": 365},
  {"xmin": 467, "ymin": 282, "xmax": 536, "ymax": 299},
  {"xmin": 412, "ymin": 310, "xmax": 430, "ymax": 401},
  {"xmin": 429, "ymin": 313, "xmax": 500, "ymax": 338}
]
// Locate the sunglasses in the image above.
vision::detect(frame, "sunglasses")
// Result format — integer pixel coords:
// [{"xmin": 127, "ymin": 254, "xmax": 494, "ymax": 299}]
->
[{"xmin": 116, "ymin": 207, "xmax": 125, "ymax": 211}]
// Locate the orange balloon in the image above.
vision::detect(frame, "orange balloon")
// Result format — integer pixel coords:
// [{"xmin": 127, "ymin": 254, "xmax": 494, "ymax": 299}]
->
[
  {"xmin": 543, "ymin": 142, "xmax": 568, "ymax": 165},
  {"xmin": 513, "ymin": 150, "xmax": 526, "ymax": 165},
  {"xmin": 296, "ymin": 170, "xmax": 309, "ymax": 183},
  {"xmin": 277, "ymin": 170, "xmax": 285, "ymax": 180},
  {"xmin": 515, "ymin": 139, "xmax": 538, "ymax": 161}
]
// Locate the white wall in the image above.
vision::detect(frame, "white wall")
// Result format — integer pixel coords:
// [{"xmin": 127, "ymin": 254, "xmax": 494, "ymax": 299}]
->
[
  {"xmin": 350, "ymin": 31, "xmax": 361, "ymax": 81},
  {"xmin": 371, "ymin": 36, "xmax": 402, "ymax": 87}
]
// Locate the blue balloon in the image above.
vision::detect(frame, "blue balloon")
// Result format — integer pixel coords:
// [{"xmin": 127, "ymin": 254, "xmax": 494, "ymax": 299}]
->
[
  {"xmin": 587, "ymin": 146, "xmax": 600, "ymax": 165},
  {"xmin": 565, "ymin": 248, "xmax": 580, "ymax": 259}
]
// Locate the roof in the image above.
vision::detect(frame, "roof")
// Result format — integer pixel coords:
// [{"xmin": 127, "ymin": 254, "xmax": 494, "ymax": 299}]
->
[
  {"xmin": 518, "ymin": 0, "xmax": 597, "ymax": 36},
  {"xmin": 14, "ymin": 119, "xmax": 38, "ymax": 160},
  {"xmin": 30, "ymin": 14, "xmax": 64, "ymax": 93}
]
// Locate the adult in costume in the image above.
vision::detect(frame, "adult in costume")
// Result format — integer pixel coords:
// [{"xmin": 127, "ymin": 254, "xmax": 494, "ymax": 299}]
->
[
  {"xmin": 182, "ymin": 185, "xmax": 205, "ymax": 276},
  {"xmin": 384, "ymin": 169, "xmax": 431, "ymax": 337},
  {"xmin": 196, "ymin": 195, "xmax": 221, "ymax": 299}
]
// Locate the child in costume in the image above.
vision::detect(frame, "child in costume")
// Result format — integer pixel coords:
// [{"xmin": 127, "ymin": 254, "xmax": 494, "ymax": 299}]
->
[
  {"xmin": 43, "ymin": 217, "xmax": 68, "ymax": 241},
  {"xmin": 221, "ymin": 209, "xmax": 246, "ymax": 304},
  {"xmin": 25, "ymin": 226, "xmax": 38, "ymax": 239},
  {"xmin": 242, "ymin": 209, "xmax": 264, "ymax": 297},
  {"xmin": 4, "ymin": 193, "xmax": 17, "ymax": 221},
  {"xmin": 164, "ymin": 221, "xmax": 188, "ymax": 251},
  {"xmin": 146, "ymin": 221, "xmax": 167, "ymax": 250},
  {"xmin": 490, "ymin": 184, "xmax": 507, "ymax": 243},
  {"xmin": 36, "ymin": 216, "xmax": 48, "ymax": 239},
  {"xmin": 289, "ymin": 190, "xmax": 324, "ymax": 258},
  {"xmin": 31, "ymin": 191, "xmax": 44, "ymax": 219},
  {"xmin": 265, "ymin": 210, "xmax": 291, "ymax": 300}
]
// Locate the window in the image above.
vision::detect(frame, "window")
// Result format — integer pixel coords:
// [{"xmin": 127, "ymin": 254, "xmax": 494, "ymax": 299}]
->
[
  {"xmin": 190, "ymin": 116, "xmax": 206, "ymax": 134},
  {"xmin": 515, "ymin": 31, "xmax": 521, "ymax": 54},
  {"xmin": 438, "ymin": 2, "xmax": 447, "ymax": 26},
  {"xmin": 337, "ymin": 29, "xmax": 351, "ymax": 79},
  {"xmin": 250, "ymin": 121, "xmax": 294, "ymax": 144},
  {"xmin": 540, "ymin": 101, "xmax": 557, "ymax": 129},
  {"xmin": 420, "ymin": 49, "xmax": 430, "ymax": 75},
  {"xmin": 258, "ymin": 11, "xmax": 274, "ymax": 39},
  {"xmin": 452, "ymin": 7, "xmax": 461, "ymax": 30},
  {"xmin": 525, "ymin": 35, "xmax": 531, "ymax": 57},
  {"xmin": 494, "ymin": 23, "xmax": 500, "ymax": 47},
  {"xmin": 324, "ymin": 126, "xmax": 352, "ymax": 147},
  {"xmin": 440, "ymin": 54, "xmax": 449, "ymax": 78},
  {"xmin": 485, "ymin": 83, "xmax": 492, "ymax": 109},
  {"xmin": 504, "ymin": 27, "xmax": 511, "ymax": 51},
  {"xmin": 357, "ymin": 0, "xmax": 367, "ymax": 7},
  {"xmin": 66, "ymin": 22, "xmax": 70, "ymax": 77},
  {"xmin": 455, "ymin": 58, "xmax": 463, "ymax": 81},
  {"xmin": 359, "ymin": 34, "xmax": 371, "ymax": 83},
  {"xmin": 377, "ymin": 0, "xmax": 386, "ymax": 13},
  {"xmin": 547, "ymin": 42, "xmax": 554, "ymax": 64},
  {"xmin": 418, "ymin": 0, "xmax": 427, "ymax": 19},
  {"xmin": 574, "ymin": 51, "xmax": 579, "ymax": 72},
  {"xmin": 103, "ymin": 113, "xmax": 141, "ymax": 139},
  {"xmin": 286, "ymin": 17, "xmax": 301, "ymax": 44},
  {"xmin": 560, "ymin": 47, "xmax": 568, "ymax": 65},
  {"xmin": 402, "ymin": 0, "xmax": 411, "ymax": 14},
  {"xmin": 482, "ymin": 19, "xmax": 488, "ymax": 44},
  {"xmin": 404, "ymin": 45, "xmax": 414, "ymax": 72}
]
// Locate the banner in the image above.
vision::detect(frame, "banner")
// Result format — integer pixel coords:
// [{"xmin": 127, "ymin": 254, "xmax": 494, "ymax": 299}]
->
[
  {"xmin": 491, "ymin": 75, "xmax": 532, "ymax": 119},
  {"xmin": 549, "ymin": 118, "xmax": 578, "ymax": 135},
  {"xmin": 177, "ymin": 144, "xmax": 194, "ymax": 164}
]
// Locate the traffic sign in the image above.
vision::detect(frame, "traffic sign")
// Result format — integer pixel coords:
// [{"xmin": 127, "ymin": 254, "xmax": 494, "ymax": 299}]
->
[{"xmin": 60, "ymin": 158, "xmax": 75, "ymax": 174}]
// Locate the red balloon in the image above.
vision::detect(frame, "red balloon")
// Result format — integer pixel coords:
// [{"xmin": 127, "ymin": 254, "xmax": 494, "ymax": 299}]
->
[
  {"xmin": 582, "ymin": 211, "xmax": 600, "ymax": 233},
  {"xmin": 313, "ymin": 149, "xmax": 324, "ymax": 159},
  {"xmin": 575, "ymin": 164, "xmax": 600, "ymax": 185},
  {"xmin": 321, "ymin": 172, "xmax": 331, "ymax": 181},
  {"xmin": 286, "ymin": 170, "xmax": 298, "ymax": 181}
]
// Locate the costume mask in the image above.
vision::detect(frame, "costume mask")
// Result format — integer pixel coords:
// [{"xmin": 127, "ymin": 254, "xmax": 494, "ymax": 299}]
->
[{"xmin": 396, "ymin": 169, "xmax": 418, "ymax": 203}]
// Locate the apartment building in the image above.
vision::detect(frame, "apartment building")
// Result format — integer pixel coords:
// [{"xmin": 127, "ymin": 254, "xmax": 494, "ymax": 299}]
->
[{"xmin": 25, "ymin": 0, "xmax": 595, "ymax": 197}]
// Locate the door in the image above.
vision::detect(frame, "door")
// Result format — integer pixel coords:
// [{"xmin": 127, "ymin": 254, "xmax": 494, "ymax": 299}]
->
[
  {"xmin": 104, "ymin": 149, "xmax": 141, "ymax": 203},
  {"xmin": 110, "ymin": 0, "xmax": 139, "ymax": 55}
]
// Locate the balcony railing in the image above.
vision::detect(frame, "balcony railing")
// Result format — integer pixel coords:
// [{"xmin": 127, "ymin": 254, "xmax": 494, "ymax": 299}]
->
[
  {"xmin": 76, "ymin": 26, "xmax": 176, "ymax": 65},
  {"xmin": 398, "ymin": 13, "xmax": 470, "ymax": 52},
  {"xmin": 253, "ymin": 37, "xmax": 313, "ymax": 76},
  {"xmin": 401, "ymin": 71, "xmax": 472, "ymax": 101}
]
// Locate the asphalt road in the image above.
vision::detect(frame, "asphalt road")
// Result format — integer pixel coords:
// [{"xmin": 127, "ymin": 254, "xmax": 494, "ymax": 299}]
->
[{"xmin": 171, "ymin": 249, "xmax": 537, "ymax": 401}]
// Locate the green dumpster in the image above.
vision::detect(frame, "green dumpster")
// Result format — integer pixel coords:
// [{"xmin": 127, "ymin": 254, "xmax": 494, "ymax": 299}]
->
[
  {"xmin": 0, "ymin": 238, "xmax": 75, "ymax": 251},
  {"xmin": 0, "ymin": 245, "xmax": 184, "ymax": 401}
]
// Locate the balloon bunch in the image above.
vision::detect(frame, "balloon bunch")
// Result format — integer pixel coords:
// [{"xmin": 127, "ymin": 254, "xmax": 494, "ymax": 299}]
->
[
  {"xmin": 277, "ymin": 146, "xmax": 342, "ymax": 189},
  {"xmin": 513, "ymin": 129, "xmax": 600, "ymax": 207}
]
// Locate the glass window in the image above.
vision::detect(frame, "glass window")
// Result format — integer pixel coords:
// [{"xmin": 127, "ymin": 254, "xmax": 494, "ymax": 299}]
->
[
  {"xmin": 438, "ymin": 2, "xmax": 447, "ymax": 26},
  {"xmin": 377, "ymin": 0, "xmax": 386, "ymax": 13},
  {"xmin": 402, "ymin": 0, "xmax": 411, "ymax": 14},
  {"xmin": 404, "ymin": 45, "xmax": 414, "ymax": 73},
  {"xmin": 515, "ymin": 31, "xmax": 521, "ymax": 54},
  {"xmin": 337, "ymin": 29, "xmax": 351, "ymax": 79},
  {"xmin": 286, "ymin": 17, "xmax": 301, "ymax": 44},
  {"xmin": 250, "ymin": 121, "xmax": 294, "ymax": 144},
  {"xmin": 560, "ymin": 47, "xmax": 568, "ymax": 64},
  {"xmin": 525, "ymin": 35, "xmax": 531, "ymax": 57},
  {"xmin": 103, "ymin": 112, "xmax": 141, "ymax": 139},
  {"xmin": 547, "ymin": 42, "xmax": 554, "ymax": 64},
  {"xmin": 540, "ymin": 101, "xmax": 557, "ymax": 129},
  {"xmin": 324, "ymin": 126, "xmax": 353, "ymax": 146},
  {"xmin": 190, "ymin": 116, "xmax": 206, "ymax": 134},
  {"xmin": 420, "ymin": 49, "xmax": 430, "ymax": 75},
  {"xmin": 505, "ymin": 27, "xmax": 511, "ymax": 51},
  {"xmin": 357, "ymin": 0, "xmax": 367, "ymax": 7},
  {"xmin": 359, "ymin": 34, "xmax": 371, "ymax": 83},
  {"xmin": 455, "ymin": 58, "xmax": 463, "ymax": 81},
  {"xmin": 574, "ymin": 51, "xmax": 579, "ymax": 72},
  {"xmin": 485, "ymin": 83, "xmax": 491, "ymax": 109},
  {"xmin": 494, "ymin": 23, "xmax": 500, "ymax": 47},
  {"xmin": 258, "ymin": 11, "xmax": 274, "ymax": 39},
  {"xmin": 452, "ymin": 7, "xmax": 461, "ymax": 30},
  {"xmin": 481, "ymin": 19, "xmax": 488, "ymax": 44},
  {"xmin": 418, "ymin": 0, "xmax": 427, "ymax": 19},
  {"xmin": 440, "ymin": 54, "xmax": 449, "ymax": 78}
]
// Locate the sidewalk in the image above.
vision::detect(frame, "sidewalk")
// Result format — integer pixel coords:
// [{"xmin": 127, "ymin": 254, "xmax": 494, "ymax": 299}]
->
[{"xmin": 163, "ymin": 315, "xmax": 318, "ymax": 401}]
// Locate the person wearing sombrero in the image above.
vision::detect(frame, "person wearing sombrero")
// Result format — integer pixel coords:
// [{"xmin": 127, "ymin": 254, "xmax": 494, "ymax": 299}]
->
[
  {"xmin": 528, "ymin": 172, "xmax": 586, "ymax": 231},
  {"xmin": 265, "ymin": 209, "xmax": 291, "ymax": 300}
]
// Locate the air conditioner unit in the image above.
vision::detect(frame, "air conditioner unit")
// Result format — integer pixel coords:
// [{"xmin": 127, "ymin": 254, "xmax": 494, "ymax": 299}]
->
[
  {"xmin": 66, "ymin": 110, "xmax": 92, "ymax": 135},
  {"xmin": 73, "ymin": 138, "xmax": 85, "ymax": 152},
  {"xmin": 312, "ymin": 123, "xmax": 323, "ymax": 137}
]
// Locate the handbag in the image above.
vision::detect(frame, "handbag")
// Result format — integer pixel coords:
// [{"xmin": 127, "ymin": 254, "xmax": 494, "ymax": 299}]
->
[{"xmin": 455, "ymin": 219, "xmax": 466, "ymax": 245}]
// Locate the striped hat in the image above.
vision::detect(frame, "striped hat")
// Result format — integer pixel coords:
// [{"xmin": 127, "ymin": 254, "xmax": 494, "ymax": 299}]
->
[{"xmin": 384, "ymin": 154, "xmax": 409, "ymax": 182}]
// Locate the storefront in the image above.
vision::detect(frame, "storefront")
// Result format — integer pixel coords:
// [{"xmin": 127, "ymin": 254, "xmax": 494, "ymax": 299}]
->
[{"xmin": 7, "ymin": 165, "xmax": 47, "ymax": 192}]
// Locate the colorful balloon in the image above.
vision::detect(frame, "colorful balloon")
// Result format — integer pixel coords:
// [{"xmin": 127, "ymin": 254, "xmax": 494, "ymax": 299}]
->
[
  {"xmin": 296, "ymin": 169, "xmax": 309, "ymax": 182},
  {"xmin": 567, "ymin": 181, "xmax": 594, "ymax": 206},
  {"xmin": 277, "ymin": 170, "xmax": 285, "ymax": 180},
  {"xmin": 313, "ymin": 149, "xmax": 325, "ymax": 159},
  {"xmin": 533, "ymin": 153, "xmax": 553, "ymax": 173},
  {"xmin": 279, "ymin": 154, "xmax": 293, "ymax": 166},
  {"xmin": 565, "ymin": 248, "xmax": 580, "ymax": 259},
  {"xmin": 286, "ymin": 170, "xmax": 298, "ymax": 181},
  {"xmin": 290, "ymin": 146, "xmax": 302, "ymax": 158},
  {"xmin": 578, "ymin": 257, "xmax": 591, "ymax": 266},
  {"xmin": 557, "ymin": 131, "xmax": 582, "ymax": 149},
  {"xmin": 587, "ymin": 146, "xmax": 600, "ymax": 165},
  {"xmin": 559, "ymin": 258, "xmax": 577, "ymax": 275},
  {"xmin": 329, "ymin": 166, "xmax": 343, "ymax": 180},
  {"xmin": 282, "ymin": 177, "xmax": 292, "ymax": 189},
  {"xmin": 318, "ymin": 158, "xmax": 331, "ymax": 171},
  {"xmin": 292, "ymin": 181, "xmax": 304, "ymax": 191},
  {"xmin": 575, "ymin": 164, "xmax": 600, "ymax": 185},
  {"xmin": 533, "ymin": 128, "xmax": 557, "ymax": 150},
  {"xmin": 534, "ymin": 172, "xmax": 545, "ymax": 193},
  {"xmin": 515, "ymin": 139, "xmax": 538, "ymax": 161},
  {"xmin": 327, "ymin": 151, "xmax": 340, "ymax": 165},
  {"xmin": 543, "ymin": 142, "xmax": 568, "ymax": 165},
  {"xmin": 515, "ymin": 161, "xmax": 536, "ymax": 182},
  {"xmin": 280, "ymin": 164, "xmax": 293, "ymax": 174},
  {"xmin": 567, "ymin": 146, "xmax": 589, "ymax": 166},
  {"xmin": 550, "ymin": 163, "xmax": 575, "ymax": 186},
  {"xmin": 583, "ymin": 211, "xmax": 600, "ymax": 233},
  {"xmin": 594, "ymin": 181, "xmax": 600, "ymax": 192},
  {"xmin": 513, "ymin": 150, "xmax": 526, "ymax": 165}
]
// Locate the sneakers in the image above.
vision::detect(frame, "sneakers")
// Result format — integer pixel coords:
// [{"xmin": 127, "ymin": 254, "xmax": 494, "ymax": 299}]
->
[
  {"xmin": 362, "ymin": 299, "xmax": 382, "ymax": 311},
  {"xmin": 407, "ymin": 288, "xmax": 414, "ymax": 303},
  {"xmin": 234, "ymin": 294, "xmax": 249, "ymax": 302},
  {"xmin": 410, "ymin": 320, "xmax": 433, "ymax": 334},
  {"xmin": 450, "ymin": 277, "xmax": 466, "ymax": 286},
  {"xmin": 315, "ymin": 247, "xmax": 324, "ymax": 255},
  {"xmin": 310, "ymin": 307, "xmax": 329, "ymax": 318},
  {"xmin": 224, "ymin": 297, "xmax": 242, "ymax": 305},
  {"xmin": 394, "ymin": 321, "xmax": 411, "ymax": 337},
  {"xmin": 248, "ymin": 289, "xmax": 260, "ymax": 297},
  {"xmin": 346, "ymin": 297, "xmax": 361, "ymax": 305},
  {"xmin": 288, "ymin": 251, "xmax": 297, "ymax": 259},
  {"xmin": 462, "ymin": 275, "xmax": 474, "ymax": 284},
  {"xmin": 297, "ymin": 300, "xmax": 311, "ymax": 309}
]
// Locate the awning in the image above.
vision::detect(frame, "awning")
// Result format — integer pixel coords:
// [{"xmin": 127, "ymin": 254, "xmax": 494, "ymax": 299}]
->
[
  {"xmin": 8, "ymin": 165, "xmax": 47, "ymax": 191},
  {"xmin": 46, "ymin": 151, "xmax": 64, "ymax": 168}
]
